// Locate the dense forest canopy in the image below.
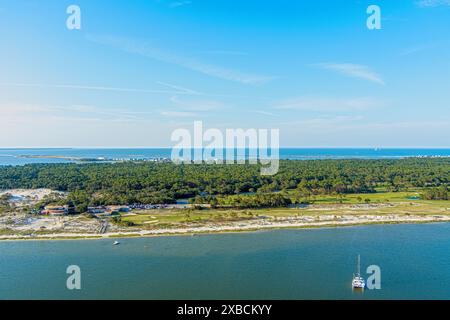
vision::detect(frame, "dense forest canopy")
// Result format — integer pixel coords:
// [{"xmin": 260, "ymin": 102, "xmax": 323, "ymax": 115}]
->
[{"xmin": 0, "ymin": 158, "xmax": 448, "ymax": 209}]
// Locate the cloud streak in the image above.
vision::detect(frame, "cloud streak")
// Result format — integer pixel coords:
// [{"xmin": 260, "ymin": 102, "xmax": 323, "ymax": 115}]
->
[
  {"xmin": 170, "ymin": 96, "xmax": 224, "ymax": 111},
  {"xmin": 0, "ymin": 82, "xmax": 199, "ymax": 95},
  {"xmin": 416, "ymin": 0, "xmax": 450, "ymax": 7},
  {"xmin": 399, "ymin": 43, "xmax": 436, "ymax": 56},
  {"xmin": 169, "ymin": 1, "xmax": 192, "ymax": 8},
  {"xmin": 156, "ymin": 81, "xmax": 202, "ymax": 95},
  {"xmin": 274, "ymin": 97, "xmax": 385, "ymax": 112},
  {"xmin": 87, "ymin": 34, "xmax": 274, "ymax": 85},
  {"xmin": 160, "ymin": 110, "xmax": 197, "ymax": 117},
  {"xmin": 312, "ymin": 63, "xmax": 385, "ymax": 85},
  {"xmin": 0, "ymin": 103, "xmax": 154, "ymax": 123}
]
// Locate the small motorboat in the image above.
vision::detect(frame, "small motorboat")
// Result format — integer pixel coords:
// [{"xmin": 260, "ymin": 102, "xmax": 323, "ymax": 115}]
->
[{"xmin": 113, "ymin": 241, "xmax": 120, "ymax": 246}]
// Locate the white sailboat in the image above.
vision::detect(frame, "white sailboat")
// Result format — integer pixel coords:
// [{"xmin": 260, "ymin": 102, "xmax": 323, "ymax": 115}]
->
[{"xmin": 352, "ymin": 254, "xmax": 365, "ymax": 289}]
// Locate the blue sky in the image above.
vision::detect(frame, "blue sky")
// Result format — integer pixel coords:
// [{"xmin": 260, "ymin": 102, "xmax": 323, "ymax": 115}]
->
[{"xmin": 0, "ymin": 0, "xmax": 449, "ymax": 147}]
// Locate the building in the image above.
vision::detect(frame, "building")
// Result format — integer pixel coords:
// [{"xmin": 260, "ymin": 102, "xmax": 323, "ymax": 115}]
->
[
  {"xmin": 87, "ymin": 206, "xmax": 107, "ymax": 214},
  {"xmin": 106, "ymin": 205, "xmax": 130, "ymax": 215},
  {"xmin": 43, "ymin": 205, "xmax": 68, "ymax": 216}
]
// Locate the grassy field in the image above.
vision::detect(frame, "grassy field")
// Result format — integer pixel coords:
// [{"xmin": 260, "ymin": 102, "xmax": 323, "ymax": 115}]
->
[
  {"xmin": 284, "ymin": 189, "xmax": 423, "ymax": 204},
  {"xmin": 120, "ymin": 191, "xmax": 450, "ymax": 229}
]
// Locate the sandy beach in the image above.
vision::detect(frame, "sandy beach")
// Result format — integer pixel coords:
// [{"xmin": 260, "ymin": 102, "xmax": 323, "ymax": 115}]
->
[
  {"xmin": 0, "ymin": 189, "xmax": 62, "ymax": 201},
  {"xmin": 1, "ymin": 187, "xmax": 450, "ymax": 241},
  {"xmin": 2, "ymin": 212, "xmax": 450, "ymax": 241}
]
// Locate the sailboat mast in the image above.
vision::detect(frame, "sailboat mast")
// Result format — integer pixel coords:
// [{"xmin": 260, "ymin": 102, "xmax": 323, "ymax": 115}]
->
[{"xmin": 357, "ymin": 254, "xmax": 361, "ymax": 275}]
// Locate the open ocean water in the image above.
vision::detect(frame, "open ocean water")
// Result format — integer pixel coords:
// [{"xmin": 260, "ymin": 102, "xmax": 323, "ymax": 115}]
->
[{"xmin": 1, "ymin": 148, "xmax": 450, "ymax": 166}]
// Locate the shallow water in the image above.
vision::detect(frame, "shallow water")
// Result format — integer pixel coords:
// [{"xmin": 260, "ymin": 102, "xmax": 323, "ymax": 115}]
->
[
  {"xmin": 1, "ymin": 148, "xmax": 450, "ymax": 165},
  {"xmin": 1, "ymin": 223, "xmax": 450, "ymax": 300}
]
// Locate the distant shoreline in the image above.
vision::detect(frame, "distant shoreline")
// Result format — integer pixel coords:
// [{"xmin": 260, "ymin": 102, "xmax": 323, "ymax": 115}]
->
[
  {"xmin": 2, "ymin": 214, "xmax": 450, "ymax": 242},
  {"xmin": 1, "ymin": 148, "xmax": 450, "ymax": 167}
]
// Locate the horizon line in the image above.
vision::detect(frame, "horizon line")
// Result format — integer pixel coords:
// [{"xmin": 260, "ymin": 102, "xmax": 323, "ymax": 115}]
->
[{"xmin": 1, "ymin": 146, "xmax": 450, "ymax": 150}]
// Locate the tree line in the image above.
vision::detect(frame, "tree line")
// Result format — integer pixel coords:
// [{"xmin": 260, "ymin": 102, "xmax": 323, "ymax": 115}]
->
[{"xmin": 0, "ymin": 158, "xmax": 448, "ymax": 210}]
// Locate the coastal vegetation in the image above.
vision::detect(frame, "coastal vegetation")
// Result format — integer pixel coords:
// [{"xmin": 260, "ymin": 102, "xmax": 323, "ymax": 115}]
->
[
  {"xmin": 0, "ymin": 158, "xmax": 448, "ymax": 212},
  {"xmin": 0, "ymin": 194, "xmax": 12, "ymax": 210},
  {"xmin": 422, "ymin": 186, "xmax": 449, "ymax": 200},
  {"xmin": 120, "ymin": 198, "xmax": 450, "ymax": 229}
]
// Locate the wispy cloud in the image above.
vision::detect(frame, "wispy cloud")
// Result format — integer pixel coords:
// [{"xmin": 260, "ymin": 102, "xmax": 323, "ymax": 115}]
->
[
  {"xmin": 60, "ymin": 105, "xmax": 154, "ymax": 121},
  {"xmin": 169, "ymin": 1, "xmax": 192, "ymax": 8},
  {"xmin": 278, "ymin": 117, "xmax": 450, "ymax": 147},
  {"xmin": 0, "ymin": 103, "xmax": 154, "ymax": 123},
  {"xmin": 86, "ymin": 34, "xmax": 274, "ymax": 85},
  {"xmin": 278, "ymin": 115, "xmax": 364, "ymax": 127},
  {"xmin": 399, "ymin": 43, "xmax": 436, "ymax": 56},
  {"xmin": 0, "ymin": 103, "xmax": 177, "ymax": 148},
  {"xmin": 158, "ymin": 96, "xmax": 227, "ymax": 119},
  {"xmin": 200, "ymin": 50, "xmax": 249, "ymax": 56},
  {"xmin": 0, "ymin": 82, "xmax": 198, "ymax": 95},
  {"xmin": 416, "ymin": 0, "xmax": 450, "ymax": 7},
  {"xmin": 274, "ymin": 97, "xmax": 385, "ymax": 112},
  {"xmin": 170, "ymin": 96, "xmax": 224, "ymax": 111},
  {"xmin": 312, "ymin": 63, "xmax": 385, "ymax": 85},
  {"xmin": 160, "ymin": 110, "xmax": 197, "ymax": 117},
  {"xmin": 253, "ymin": 110, "xmax": 279, "ymax": 117},
  {"xmin": 156, "ymin": 81, "xmax": 202, "ymax": 95}
]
